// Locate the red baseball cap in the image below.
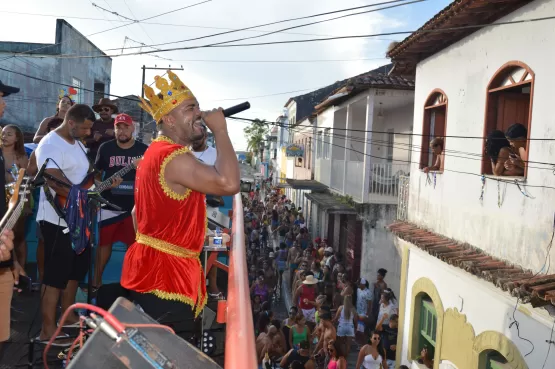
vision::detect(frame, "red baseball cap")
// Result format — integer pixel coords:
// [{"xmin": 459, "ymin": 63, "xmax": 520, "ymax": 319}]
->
[{"xmin": 114, "ymin": 113, "xmax": 133, "ymax": 126}]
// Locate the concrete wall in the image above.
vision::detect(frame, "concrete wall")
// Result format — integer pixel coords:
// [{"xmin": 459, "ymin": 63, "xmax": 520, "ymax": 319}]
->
[
  {"xmin": 0, "ymin": 20, "xmax": 112, "ymax": 129},
  {"xmin": 360, "ymin": 203, "xmax": 401, "ymax": 295},
  {"xmin": 292, "ymin": 119, "xmax": 314, "ymax": 180},
  {"xmin": 399, "ymin": 241, "xmax": 554, "ymax": 369},
  {"xmin": 407, "ymin": 0, "xmax": 555, "ymax": 272}
]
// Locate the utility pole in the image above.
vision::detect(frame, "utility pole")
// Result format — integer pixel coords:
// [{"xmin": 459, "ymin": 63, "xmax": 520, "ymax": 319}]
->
[{"xmin": 139, "ymin": 65, "xmax": 184, "ymax": 138}]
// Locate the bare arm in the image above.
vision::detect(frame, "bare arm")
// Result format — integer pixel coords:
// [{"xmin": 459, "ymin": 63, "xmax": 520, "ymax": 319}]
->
[
  {"xmin": 26, "ymin": 151, "xmax": 38, "ymax": 176},
  {"xmin": 33, "ymin": 118, "xmax": 50, "ymax": 143},
  {"xmin": 332, "ymin": 306, "xmax": 342, "ymax": 324},
  {"xmin": 288, "ymin": 327, "xmax": 293, "ymax": 349},
  {"xmin": 132, "ymin": 206, "xmax": 137, "ymax": 232},
  {"xmin": 355, "ymin": 346, "xmax": 366, "ymax": 369},
  {"xmin": 293, "ymin": 286, "xmax": 301, "ymax": 307},
  {"xmin": 280, "ymin": 349, "xmax": 292, "ymax": 368}
]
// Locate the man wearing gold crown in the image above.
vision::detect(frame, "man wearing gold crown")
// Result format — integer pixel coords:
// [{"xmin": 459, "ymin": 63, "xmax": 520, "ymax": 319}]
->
[{"xmin": 120, "ymin": 71, "xmax": 240, "ymax": 323}]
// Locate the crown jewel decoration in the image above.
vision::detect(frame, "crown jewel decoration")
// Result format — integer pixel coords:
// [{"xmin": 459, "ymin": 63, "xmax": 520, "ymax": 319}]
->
[{"xmin": 138, "ymin": 70, "xmax": 196, "ymax": 123}]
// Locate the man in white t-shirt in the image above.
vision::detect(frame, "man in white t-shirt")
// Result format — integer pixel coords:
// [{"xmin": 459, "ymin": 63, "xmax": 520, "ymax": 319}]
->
[
  {"xmin": 35, "ymin": 104, "xmax": 103, "ymax": 342},
  {"xmin": 192, "ymin": 124, "xmax": 222, "ymax": 299}
]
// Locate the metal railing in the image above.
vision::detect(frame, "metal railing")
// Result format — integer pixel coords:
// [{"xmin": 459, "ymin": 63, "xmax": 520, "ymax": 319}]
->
[
  {"xmin": 369, "ymin": 163, "xmax": 410, "ymax": 199},
  {"xmin": 225, "ymin": 194, "xmax": 257, "ymax": 369},
  {"xmin": 397, "ymin": 175, "xmax": 410, "ymax": 221}
]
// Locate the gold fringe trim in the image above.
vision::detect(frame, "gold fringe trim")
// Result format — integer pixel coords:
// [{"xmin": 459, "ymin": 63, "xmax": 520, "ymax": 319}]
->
[
  {"xmin": 147, "ymin": 289, "xmax": 206, "ymax": 318},
  {"xmin": 159, "ymin": 146, "xmax": 192, "ymax": 201},
  {"xmin": 153, "ymin": 135, "xmax": 176, "ymax": 144},
  {"xmin": 136, "ymin": 233, "xmax": 200, "ymax": 259}
]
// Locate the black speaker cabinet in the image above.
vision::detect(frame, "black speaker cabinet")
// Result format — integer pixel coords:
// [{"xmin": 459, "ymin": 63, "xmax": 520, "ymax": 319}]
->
[{"xmin": 67, "ymin": 297, "xmax": 222, "ymax": 369}]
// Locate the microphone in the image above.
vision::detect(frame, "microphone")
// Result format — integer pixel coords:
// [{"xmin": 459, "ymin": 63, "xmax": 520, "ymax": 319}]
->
[
  {"xmin": 32, "ymin": 158, "xmax": 49, "ymax": 188},
  {"xmin": 222, "ymin": 101, "xmax": 250, "ymax": 117}
]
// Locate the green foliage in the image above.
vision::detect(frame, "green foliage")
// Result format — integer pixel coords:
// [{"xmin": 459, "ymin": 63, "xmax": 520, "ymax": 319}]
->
[
  {"xmin": 246, "ymin": 152, "xmax": 253, "ymax": 165},
  {"xmin": 243, "ymin": 119, "xmax": 268, "ymax": 153},
  {"xmin": 333, "ymin": 193, "xmax": 355, "ymax": 207}
]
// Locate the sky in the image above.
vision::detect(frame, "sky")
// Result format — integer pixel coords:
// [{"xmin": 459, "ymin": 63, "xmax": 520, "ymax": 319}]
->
[{"xmin": 0, "ymin": 0, "xmax": 451, "ymax": 150}]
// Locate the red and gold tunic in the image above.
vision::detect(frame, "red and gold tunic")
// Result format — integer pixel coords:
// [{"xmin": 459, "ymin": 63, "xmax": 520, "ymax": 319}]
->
[{"xmin": 121, "ymin": 136, "xmax": 207, "ymax": 316}]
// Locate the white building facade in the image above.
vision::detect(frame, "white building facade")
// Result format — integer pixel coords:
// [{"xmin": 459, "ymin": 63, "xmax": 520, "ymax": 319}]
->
[{"xmin": 388, "ymin": 0, "xmax": 555, "ymax": 367}]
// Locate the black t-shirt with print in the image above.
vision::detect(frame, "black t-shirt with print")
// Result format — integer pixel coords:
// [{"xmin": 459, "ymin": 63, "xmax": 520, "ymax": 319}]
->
[{"xmin": 94, "ymin": 139, "xmax": 148, "ymax": 213}]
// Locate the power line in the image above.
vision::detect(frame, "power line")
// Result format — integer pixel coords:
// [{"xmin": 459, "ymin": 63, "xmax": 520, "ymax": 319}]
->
[
  {"xmin": 279, "ymin": 122, "xmax": 555, "ymax": 191},
  {"xmin": 142, "ymin": 57, "xmax": 389, "ymax": 64},
  {"xmin": 231, "ymin": 116, "xmax": 555, "ymax": 142},
  {"xmin": 0, "ymin": 0, "xmax": 212, "ymax": 63},
  {"xmin": 0, "ymin": 10, "xmax": 397, "ymax": 40},
  {"xmin": 103, "ymin": 0, "xmax": 421, "ymax": 52},
  {"xmin": 233, "ymin": 117, "xmax": 555, "ymax": 169}
]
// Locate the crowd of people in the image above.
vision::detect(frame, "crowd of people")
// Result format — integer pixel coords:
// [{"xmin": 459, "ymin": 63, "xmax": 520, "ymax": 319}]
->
[{"xmin": 249, "ymin": 186, "xmax": 407, "ymax": 369}]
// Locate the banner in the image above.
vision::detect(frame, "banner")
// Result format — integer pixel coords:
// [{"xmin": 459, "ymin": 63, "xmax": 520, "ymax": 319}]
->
[{"xmin": 285, "ymin": 143, "xmax": 304, "ymax": 157}]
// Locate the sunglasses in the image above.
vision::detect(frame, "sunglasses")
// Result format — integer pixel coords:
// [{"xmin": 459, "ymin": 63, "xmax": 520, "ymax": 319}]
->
[{"xmin": 100, "ymin": 107, "xmax": 112, "ymax": 112}]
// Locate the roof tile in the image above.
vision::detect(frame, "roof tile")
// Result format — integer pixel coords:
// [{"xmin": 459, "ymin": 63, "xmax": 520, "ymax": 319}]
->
[{"xmin": 389, "ymin": 221, "xmax": 555, "ymax": 308}]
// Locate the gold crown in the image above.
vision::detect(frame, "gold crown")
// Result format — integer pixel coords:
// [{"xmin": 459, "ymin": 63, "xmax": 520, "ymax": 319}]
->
[{"xmin": 138, "ymin": 70, "xmax": 196, "ymax": 123}]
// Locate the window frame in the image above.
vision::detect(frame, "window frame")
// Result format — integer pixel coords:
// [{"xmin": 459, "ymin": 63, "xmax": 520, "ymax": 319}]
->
[
  {"xmin": 324, "ymin": 128, "xmax": 331, "ymax": 159},
  {"xmin": 316, "ymin": 131, "xmax": 323, "ymax": 159},
  {"xmin": 71, "ymin": 77, "xmax": 84, "ymax": 104},
  {"xmin": 420, "ymin": 89, "xmax": 448, "ymax": 172},
  {"xmin": 481, "ymin": 61, "xmax": 535, "ymax": 177},
  {"xmin": 418, "ymin": 297, "xmax": 437, "ymax": 358}
]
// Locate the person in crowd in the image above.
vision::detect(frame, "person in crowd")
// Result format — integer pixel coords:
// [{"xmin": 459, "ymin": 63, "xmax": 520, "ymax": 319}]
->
[
  {"xmin": 27, "ymin": 118, "xmax": 64, "ymax": 282},
  {"xmin": 272, "ymin": 319, "xmax": 288, "ymax": 357},
  {"xmin": 93, "ymin": 113, "xmax": 146, "ymax": 289},
  {"xmin": 249, "ymin": 264, "xmax": 258, "ymax": 286},
  {"xmin": 33, "ymin": 95, "xmax": 73, "ymax": 143},
  {"xmin": 292, "ymin": 265, "xmax": 310, "ymax": 298},
  {"xmin": 252, "ymin": 294, "xmax": 263, "ymax": 324},
  {"xmin": 0, "ymin": 79, "xmax": 21, "ymax": 360},
  {"xmin": 504, "ymin": 123, "xmax": 528, "ymax": 173},
  {"xmin": 423, "ymin": 137, "xmax": 444, "ymax": 173},
  {"xmin": 485, "ymin": 130, "xmax": 521, "ymax": 176},
  {"xmin": 263, "ymin": 259, "xmax": 277, "ymax": 292},
  {"xmin": 257, "ymin": 307, "xmax": 274, "ymax": 336},
  {"xmin": 256, "ymin": 325, "xmax": 285, "ymax": 367},
  {"xmin": 355, "ymin": 331, "xmax": 389, "ymax": 369},
  {"xmin": 289, "ymin": 313, "xmax": 310, "ymax": 351},
  {"xmin": 2, "ymin": 125, "xmax": 29, "ymax": 268},
  {"xmin": 355, "ymin": 278, "xmax": 373, "ymax": 344},
  {"xmin": 311, "ymin": 260, "xmax": 323, "ymax": 281},
  {"xmin": 334, "ymin": 294, "xmax": 357, "ymax": 356},
  {"xmin": 297, "ymin": 227, "xmax": 310, "ymax": 249},
  {"xmin": 382, "ymin": 314, "xmax": 398, "ymax": 369},
  {"xmin": 376, "ymin": 288, "xmax": 398, "ymax": 332},
  {"xmin": 313, "ymin": 311, "xmax": 336, "ymax": 357},
  {"xmin": 323, "ymin": 247, "xmax": 335, "ymax": 270},
  {"xmin": 192, "ymin": 123, "xmax": 223, "ymax": 300},
  {"xmin": 276, "ymin": 242, "xmax": 288, "ymax": 287},
  {"xmin": 84, "ymin": 98, "xmax": 118, "ymax": 161},
  {"xmin": 326, "ymin": 340, "xmax": 347, "ymax": 369},
  {"xmin": 288, "ymin": 241, "xmax": 302, "ymax": 287},
  {"xmin": 283, "ymin": 306, "xmax": 299, "ymax": 352},
  {"xmin": 271, "ymin": 209, "xmax": 280, "ymax": 239},
  {"xmin": 35, "ymin": 104, "xmax": 100, "ymax": 342},
  {"xmin": 280, "ymin": 340, "xmax": 314, "ymax": 369},
  {"xmin": 372, "ymin": 268, "xmax": 388, "ymax": 320},
  {"xmin": 251, "ymin": 271, "xmax": 271, "ymax": 303}
]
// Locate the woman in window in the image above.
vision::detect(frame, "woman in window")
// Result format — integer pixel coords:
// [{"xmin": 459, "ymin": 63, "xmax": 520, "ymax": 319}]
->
[
  {"xmin": 485, "ymin": 130, "xmax": 522, "ymax": 176},
  {"xmin": 355, "ymin": 331, "xmax": 388, "ymax": 369},
  {"xmin": 423, "ymin": 137, "xmax": 444, "ymax": 173},
  {"xmin": 504, "ymin": 123, "xmax": 528, "ymax": 174}
]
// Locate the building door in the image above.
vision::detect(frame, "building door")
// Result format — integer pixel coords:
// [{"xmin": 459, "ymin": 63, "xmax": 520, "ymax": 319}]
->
[
  {"xmin": 339, "ymin": 215, "xmax": 348, "ymax": 258},
  {"xmin": 345, "ymin": 216, "xmax": 362, "ymax": 281},
  {"xmin": 327, "ymin": 214, "xmax": 335, "ymax": 249}
]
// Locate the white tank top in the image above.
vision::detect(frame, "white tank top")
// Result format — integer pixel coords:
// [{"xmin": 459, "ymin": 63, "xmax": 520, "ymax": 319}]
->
[
  {"xmin": 363, "ymin": 352, "xmax": 383, "ymax": 369},
  {"xmin": 338, "ymin": 308, "xmax": 353, "ymax": 326}
]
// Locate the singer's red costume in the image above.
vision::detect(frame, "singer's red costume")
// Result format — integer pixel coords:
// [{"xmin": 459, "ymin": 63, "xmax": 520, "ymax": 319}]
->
[{"xmin": 121, "ymin": 135, "xmax": 207, "ymax": 316}]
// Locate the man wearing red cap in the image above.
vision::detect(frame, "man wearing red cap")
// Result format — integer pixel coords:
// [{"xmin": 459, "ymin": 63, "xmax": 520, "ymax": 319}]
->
[{"xmin": 94, "ymin": 113, "xmax": 147, "ymax": 287}]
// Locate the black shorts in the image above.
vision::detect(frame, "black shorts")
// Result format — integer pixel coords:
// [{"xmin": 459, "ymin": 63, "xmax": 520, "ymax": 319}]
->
[{"xmin": 40, "ymin": 221, "xmax": 90, "ymax": 290}]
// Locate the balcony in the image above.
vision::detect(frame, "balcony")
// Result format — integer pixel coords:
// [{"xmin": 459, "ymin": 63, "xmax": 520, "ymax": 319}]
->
[{"xmin": 368, "ymin": 162, "xmax": 410, "ymax": 204}]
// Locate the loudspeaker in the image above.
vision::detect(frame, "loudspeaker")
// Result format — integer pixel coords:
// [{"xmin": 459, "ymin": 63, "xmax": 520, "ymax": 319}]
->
[{"xmin": 67, "ymin": 297, "xmax": 222, "ymax": 369}]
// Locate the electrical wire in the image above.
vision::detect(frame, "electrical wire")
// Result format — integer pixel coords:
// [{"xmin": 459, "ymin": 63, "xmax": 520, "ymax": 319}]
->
[
  {"xmin": 0, "ymin": 0, "xmax": 212, "ymax": 63},
  {"xmin": 26, "ymin": 14, "xmax": 555, "ymax": 59},
  {"xmin": 239, "ymin": 118, "xmax": 555, "ymax": 190},
  {"xmin": 542, "ymin": 318, "xmax": 555, "ymax": 369},
  {"xmin": 0, "ymin": 10, "xmax": 396, "ymax": 39},
  {"xmin": 103, "ymin": 0, "xmax": 423, "ymax": 52}
]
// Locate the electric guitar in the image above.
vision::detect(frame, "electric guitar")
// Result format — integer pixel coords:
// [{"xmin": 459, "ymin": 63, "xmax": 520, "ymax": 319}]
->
[
  {"xmin": 54, "ymin": 157, "xmax": 142, "ymax": 212},
  {"xmin": 0, "ymin": 169, "xmax": 31, "ymax": 234}
]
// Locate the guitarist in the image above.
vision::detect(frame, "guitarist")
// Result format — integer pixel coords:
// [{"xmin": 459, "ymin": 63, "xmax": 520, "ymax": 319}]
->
[
  {"xmin": 93, "ymin": 113, "xmax": 147, "ymax": 289},
  {"xmin": 0, "ymin": 80, "xmax": 21, "ymax": 361}
]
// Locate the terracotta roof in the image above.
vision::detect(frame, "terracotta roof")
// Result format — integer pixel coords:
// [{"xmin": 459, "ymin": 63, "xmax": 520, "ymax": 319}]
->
[
  {"xmin": 315, "ymin": 66, "xmax": 414, "ymax": 111},
  {"xmin": 389, "ymin": 221, "xmax": 555, "ymax": 308},
  {"xmin": 387, "ymin": 0, "xmax": 533, "ymax": 76}
]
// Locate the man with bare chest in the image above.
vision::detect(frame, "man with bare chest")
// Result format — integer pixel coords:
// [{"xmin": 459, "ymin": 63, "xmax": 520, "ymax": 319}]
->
[
  {"xmin": 313, "ymin": 312, "xmax": 337, "ymax": 368},
  {"xmin": 256, "ymin": 325, "xmax": 285, "ymax": 367}
]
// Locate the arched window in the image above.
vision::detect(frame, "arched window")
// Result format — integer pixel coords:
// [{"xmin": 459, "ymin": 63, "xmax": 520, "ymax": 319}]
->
[
  {"xmin": 482, "ymin": 61, "xmax": 534, "ymax": 175},
  {"xmin": 420, "ymin": 89, "xmax": 448, "ymax": 171},
  {"xmin": 480, "ymin": 350, "xmax": 508, "ymax": 369}
]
